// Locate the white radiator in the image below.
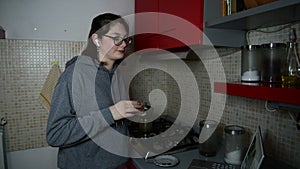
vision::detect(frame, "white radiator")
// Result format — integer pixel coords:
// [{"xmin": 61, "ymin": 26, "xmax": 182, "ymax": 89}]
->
[{"xmin": 0, "ymin": 118, "xmax": 7, "ymax": 169}]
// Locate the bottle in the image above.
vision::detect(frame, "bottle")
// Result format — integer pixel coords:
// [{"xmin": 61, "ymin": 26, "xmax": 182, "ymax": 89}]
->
[{"xmin": 282, "ymin": 28, "xmax": 300, "ymax": 87}]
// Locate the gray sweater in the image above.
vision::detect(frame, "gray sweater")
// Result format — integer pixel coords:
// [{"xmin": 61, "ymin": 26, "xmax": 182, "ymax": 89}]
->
[{"xmin": 46, "ymin": 55, "xmax": 129, "ymax": 169}]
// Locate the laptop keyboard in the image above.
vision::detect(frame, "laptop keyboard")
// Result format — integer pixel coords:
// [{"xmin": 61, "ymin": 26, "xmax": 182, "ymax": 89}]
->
[
  {"xmin": 188, "ymin": 159, "xmax": 239, "ymax": 169},
  {"xmin": 212, "ymin": 163, "xmax": 237, "ymax": 169}
]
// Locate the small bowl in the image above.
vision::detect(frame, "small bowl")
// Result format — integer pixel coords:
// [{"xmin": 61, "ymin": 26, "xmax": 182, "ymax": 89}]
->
[
  {"xmin": 244, "ymin": 0, "xmax": 277, "ymax": 9},
  {"xmin": 244, "ymin": 0, "xmax": 258, "ymax": 9},
  {"xmin": 256, "ymin": 0, "xmax": 277, "ymax": 5}
]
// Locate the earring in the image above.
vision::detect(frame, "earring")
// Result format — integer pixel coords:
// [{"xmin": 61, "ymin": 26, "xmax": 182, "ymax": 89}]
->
[{"xmin": 95, "ymin": 39, "xmax": 100, "ymax": 47}]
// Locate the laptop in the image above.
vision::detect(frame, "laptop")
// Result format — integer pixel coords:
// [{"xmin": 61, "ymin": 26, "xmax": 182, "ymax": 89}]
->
[{"xmin": 188, "ymin": 126, "xmax": 265, "ymax": 169}]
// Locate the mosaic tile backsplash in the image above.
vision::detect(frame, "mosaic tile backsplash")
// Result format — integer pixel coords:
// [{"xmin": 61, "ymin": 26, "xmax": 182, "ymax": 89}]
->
[
  {"xmin": 0, "ymin": 40, "xmax": 86, "ymax": 151},
  {"xmin": 0, "ymin": 23, "xmax": 299, "ymax": 168}
]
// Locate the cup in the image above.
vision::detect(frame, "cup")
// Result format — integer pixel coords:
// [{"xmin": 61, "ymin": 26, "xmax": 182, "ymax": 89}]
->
[{"xmin": 198, "ymin": 120, "xmax": 219, "ymax": 157}]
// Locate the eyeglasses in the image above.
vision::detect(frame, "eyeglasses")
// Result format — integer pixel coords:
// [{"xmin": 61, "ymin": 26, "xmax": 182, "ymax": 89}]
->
[{"xmin": 103, "ymin": 34, "xmax": 132, "ymax": 46}]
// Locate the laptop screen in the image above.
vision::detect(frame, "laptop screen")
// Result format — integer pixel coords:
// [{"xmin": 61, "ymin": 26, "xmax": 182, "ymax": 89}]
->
[{"xmin": 241, "ymin": 126, "xmax": 265, "ymax": 169}]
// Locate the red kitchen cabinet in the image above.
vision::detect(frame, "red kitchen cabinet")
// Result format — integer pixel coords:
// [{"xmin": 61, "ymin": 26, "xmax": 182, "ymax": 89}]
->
[
  {"xmin": 134, "ymin": 0, "xmax": 203, "ymax": 51},
  {"xmin": 134, "ymin": 0, "xmax": 159, "ymax": 51},
  {"xmin": 158, "ymin": 0, "xmax": 203, "ymax": 49}
]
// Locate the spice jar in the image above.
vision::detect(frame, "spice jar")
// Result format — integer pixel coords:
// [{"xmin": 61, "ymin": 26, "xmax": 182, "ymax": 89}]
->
[{"xmin": 224, "ymin": 125, "xmax": 246, "ymax": 165}]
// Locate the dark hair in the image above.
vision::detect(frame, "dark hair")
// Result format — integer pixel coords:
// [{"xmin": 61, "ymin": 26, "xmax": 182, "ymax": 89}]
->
[
  {"xmin": 88, "ymin": 13, "xmax": 129, "ymax": 38},
  {"xmin": 81, "ymin": 13, "xmax": 129, "ymax": 65}
]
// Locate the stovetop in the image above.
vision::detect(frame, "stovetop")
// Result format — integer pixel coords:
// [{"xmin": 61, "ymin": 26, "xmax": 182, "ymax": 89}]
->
[{"xmin": 128, "ymin": 117, "xmax": 199, "ymax": 154}]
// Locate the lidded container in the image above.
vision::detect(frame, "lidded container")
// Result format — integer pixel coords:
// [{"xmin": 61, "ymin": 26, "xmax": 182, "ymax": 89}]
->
[
  {"xmin": 224, "ymin": 125, "xmax": 246, "ymax": 165},
  {"xmin": 241, "ymin": 45, "xmax": 262, "ymax": 82},
  {"xmin": 261, "ymin": 43, "xmax": 287, "ymax": 83}
]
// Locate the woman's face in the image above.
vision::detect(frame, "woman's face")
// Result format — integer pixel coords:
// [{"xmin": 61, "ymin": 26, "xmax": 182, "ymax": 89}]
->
[{"xmin": 98, "ymin": 22, "xmax": 129, "ymax": 63}]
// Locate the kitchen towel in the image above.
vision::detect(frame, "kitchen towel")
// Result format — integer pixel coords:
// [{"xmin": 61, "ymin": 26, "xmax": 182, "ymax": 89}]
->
[{"xmin": 39, "ymin": 61, "xmax": 61, "ymax": 111}]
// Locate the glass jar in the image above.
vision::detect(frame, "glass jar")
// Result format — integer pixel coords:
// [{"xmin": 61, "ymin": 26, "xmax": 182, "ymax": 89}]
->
[
  {"xmin": 198, "ymin": 120, "xmax": 219, "ymax": 157},
  {"xmin": 224, "ymin": 125, "xmax": 246, "ymax": 165},
  {"xmin": 261, "ymin": 43, "xmax": 287, "ymax": 83},
  {"xmin": 241, "ymin": 45, "xmax": 262, "ymax": 82}
]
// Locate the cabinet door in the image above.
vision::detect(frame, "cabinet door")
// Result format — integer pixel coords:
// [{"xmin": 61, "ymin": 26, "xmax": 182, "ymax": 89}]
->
[
  {"xmin": 158, "ymin": 0, "xmax": 203, "ymax": 49},
  {"xmin": 135, "ymin": 0, "xmax": 204, "ymax": 51},
  {"xmin": 134, "ymin": 0, "xmax": 159, "ymax": 51}
]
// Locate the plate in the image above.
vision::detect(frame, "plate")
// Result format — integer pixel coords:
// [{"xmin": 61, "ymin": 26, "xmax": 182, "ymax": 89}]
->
[{"xmin": 153, "ymin": 155, "xmax": 179, "ymax": 167}]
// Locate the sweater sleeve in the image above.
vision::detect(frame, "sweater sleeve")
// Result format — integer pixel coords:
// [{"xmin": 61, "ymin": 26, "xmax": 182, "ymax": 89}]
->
[{"xmin": 46, "ymin": 74, "xmax": 115, "ymax": 148}]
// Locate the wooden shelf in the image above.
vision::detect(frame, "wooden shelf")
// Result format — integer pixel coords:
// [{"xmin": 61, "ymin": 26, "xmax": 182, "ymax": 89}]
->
[
  {"xmin": 214, "ymin": 82, "xmax": 300, "ymax": 105},
  {"xmin": 206, "ymin": 0, "xmax": 300, "ymax": 30}
]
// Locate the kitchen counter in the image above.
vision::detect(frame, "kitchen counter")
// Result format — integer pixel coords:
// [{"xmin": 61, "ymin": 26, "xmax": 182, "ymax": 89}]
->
[{"xmin": 131, "ymin": 147, "xmax": 296, "ymax": 169}]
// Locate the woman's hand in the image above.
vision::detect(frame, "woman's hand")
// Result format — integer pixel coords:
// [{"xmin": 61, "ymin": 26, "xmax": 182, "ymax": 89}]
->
[{"xmin": 109, "ymin": 101, "xmax": 146, "ymax": 121}]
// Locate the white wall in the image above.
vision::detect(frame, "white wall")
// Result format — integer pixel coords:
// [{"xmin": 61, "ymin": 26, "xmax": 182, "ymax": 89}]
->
[
  {"xmin": 0, "ymin": 0, "xmax": 135, "ymax": 41},
  {"xmin": 7, "ymin": 147, "xmax": 58, "ymax": 169}
]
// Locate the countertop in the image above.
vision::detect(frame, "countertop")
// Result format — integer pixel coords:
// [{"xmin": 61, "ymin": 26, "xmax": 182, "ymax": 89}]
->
[{"xmin": 131, "ymin": 147, "xmax": 296, "ymax": 169}]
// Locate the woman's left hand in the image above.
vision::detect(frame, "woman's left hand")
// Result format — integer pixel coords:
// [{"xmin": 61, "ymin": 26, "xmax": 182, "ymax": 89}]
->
[{"xmin": 109, "ymin": 100, "xmax": 146, "ymax": 120}]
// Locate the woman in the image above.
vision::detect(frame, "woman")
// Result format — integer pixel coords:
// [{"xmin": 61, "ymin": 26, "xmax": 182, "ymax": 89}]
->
[{"xmin": 46, "ymin": 13, "xmax": 145, "ymax": 169}]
